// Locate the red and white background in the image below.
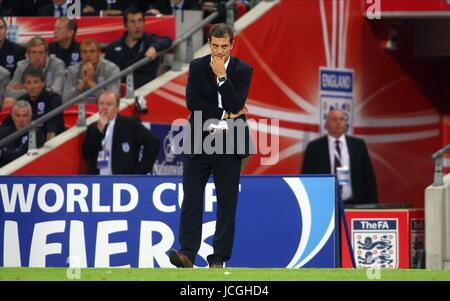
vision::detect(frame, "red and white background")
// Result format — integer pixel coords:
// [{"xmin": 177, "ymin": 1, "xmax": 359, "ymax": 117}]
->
[
  {"xmin": 4, "ymin": 16, "xmax": 175, "ymax": 44},
  {"xmin": 140, "ymin": 0, "xmax": 449, "ymax": 209},
  {"xmin": 8, "ymin": 1, "xmax": 450, "ymax": 210}
]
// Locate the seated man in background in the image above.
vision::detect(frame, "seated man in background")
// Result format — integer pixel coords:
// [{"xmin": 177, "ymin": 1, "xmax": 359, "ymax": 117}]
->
[
  {"xmin": 2, "ymin": 66, "xmax": 64, "ymax": 141},
  {"xmin": 49, "ymin": 17, "xmax": 81, "ymax": 69},
  {"xmin": 0, "ymin": 65, "xmax": 10, "ymax": 110},
  {"xmin": 301, "ymin": 109, "xmax": 378, "ymax": 205},
  {"xmin": 105, "ymin": 7, "xmax": 172, "ymax": 89},
  {"xmin": 4, "ymin": 36, "xmax": 65, "ymax": 104},
  {"xmin": 0, "ymin": 17, "xmax": 26, "ymax": 77},
  {"xmin": 82, "ymin": 90, "xmax": 160, "ymax": 175},
  {"xmin": 63, "ymin": 39, "xmax": 120, "ymax": 103},
  {"xmin": 0, "ymin": 100, "xmax": 45, "ymax": 167}
]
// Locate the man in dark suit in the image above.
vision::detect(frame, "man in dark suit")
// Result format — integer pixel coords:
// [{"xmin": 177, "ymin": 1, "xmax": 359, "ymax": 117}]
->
[
  {"xmin": 169, "ymin": 23, "xmax": 253, "ymax": 269},
  {"xmin": 82, "ymin": 90, "xmax": 160, "ymax": 175},
  {"xmin": 302, "ymin": 109, "xmax": 378, "ymax": 205}
]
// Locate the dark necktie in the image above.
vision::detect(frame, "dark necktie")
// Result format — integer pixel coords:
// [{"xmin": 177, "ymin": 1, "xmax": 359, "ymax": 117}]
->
[
  {"xmin": 334, "ymin": 140, "xmax": 341, "ymax": 174},
  {"xmin": 57, "ymin": 5, "xmax": 64, "ymax": 16}
]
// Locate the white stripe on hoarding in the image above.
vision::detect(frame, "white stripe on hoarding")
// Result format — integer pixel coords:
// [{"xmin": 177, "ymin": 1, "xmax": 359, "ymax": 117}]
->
[{"xmin": 319, "ymin": 0, "xmax": 332, "ymax": 67}]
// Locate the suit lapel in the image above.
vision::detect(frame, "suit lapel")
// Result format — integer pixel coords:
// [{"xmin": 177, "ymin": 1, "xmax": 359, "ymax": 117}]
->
[
  {"xmin": 322, "ymin": 137, "xmax": 332, "ymax": 173},
  {"xmin": 204, "ymin": 55, "xmax": 217, "ymax": 88},
  {"xmin": 111, "ymin": 115, "xmax": 121, "ymax": 157},
  {"xmin": 226, "ymin": 56, "xmax": 236, "ymax": 80},
  {"xmin": 346, "ymin": 136, "xmax": 355, "ymax": 169}
]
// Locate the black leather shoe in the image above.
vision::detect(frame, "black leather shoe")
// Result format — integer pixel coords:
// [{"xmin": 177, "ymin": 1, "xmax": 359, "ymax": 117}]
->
[
  {"xmin": 169, "ymin": 249, "xmax": 193, "ymax": 268},
  {"xmin": 209, "ymin": 261, "xmax": 224, "ymax": 268}
]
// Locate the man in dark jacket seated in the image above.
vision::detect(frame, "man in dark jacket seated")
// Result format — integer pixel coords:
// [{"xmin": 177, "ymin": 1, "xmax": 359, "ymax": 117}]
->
[
  {"xmin": 1, "ymin": 66, "xmax": 65, "ymax": 141},
  {"xmin": 0, "ymin": 100, "xmax": 45, "ymax": 167}
]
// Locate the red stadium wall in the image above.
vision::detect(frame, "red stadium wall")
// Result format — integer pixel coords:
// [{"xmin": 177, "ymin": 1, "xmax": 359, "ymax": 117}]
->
[
  {"xmin": 230, "ymin": 0, "xmax": 446, "ymax": 208},
  {"xmin": 142, "ymin": 0, "xmax": 448, "ymax": 208},
  {"xmin": 8, "ymin": 0, "xmax": 450, "ymax": 209}
]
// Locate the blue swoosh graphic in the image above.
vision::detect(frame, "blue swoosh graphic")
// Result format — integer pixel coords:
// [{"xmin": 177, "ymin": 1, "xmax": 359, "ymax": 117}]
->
[{"xmin": 284, "ymin": 177, "xmax": 335, "ymax": 268}]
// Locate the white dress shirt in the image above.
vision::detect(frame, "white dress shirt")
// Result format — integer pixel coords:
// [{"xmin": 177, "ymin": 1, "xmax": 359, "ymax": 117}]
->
[
  {"xmin": 54, "ymin": 3, "xmax": 69, "ymax": 16},
  {"xmin": 100, "ymin": 115, "xmax": 117, "ymax": 175},
  {"xmin": 327, "ymin": 134, "xmax": 353, "ymax": 201},
  {"xmin": 212, "ymin": 56, "xmax": 230, "ymax": 120}
]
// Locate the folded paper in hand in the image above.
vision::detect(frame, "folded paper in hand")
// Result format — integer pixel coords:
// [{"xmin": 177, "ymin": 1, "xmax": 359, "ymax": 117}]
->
[{"xmin": 207, "ymin": 120, "xmax": 229, "ymax": 133}]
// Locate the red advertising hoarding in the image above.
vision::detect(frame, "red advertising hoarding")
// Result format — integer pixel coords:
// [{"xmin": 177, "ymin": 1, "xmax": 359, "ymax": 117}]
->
[{"xmin": 3, "ymin": 16, "xmax": 176, "ymax": 44}]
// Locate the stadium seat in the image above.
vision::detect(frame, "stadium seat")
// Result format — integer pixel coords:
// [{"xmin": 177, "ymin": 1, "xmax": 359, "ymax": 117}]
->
[
  {"xmin": 0, "ymin": 107, "xmax": 12, "ymax": 125},
  {"xmin": 121, "ymin": 83, "xmax": 127, "ymax": 98},
  {"xmin": 63, "ymin": 103, "xmax": 98, "ymax": 129}
]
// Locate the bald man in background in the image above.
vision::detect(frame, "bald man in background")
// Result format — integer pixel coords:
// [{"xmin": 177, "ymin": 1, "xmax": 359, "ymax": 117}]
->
[{"xmin": 302, "ymin": 109, "xmax": 378, "ymax": 205}]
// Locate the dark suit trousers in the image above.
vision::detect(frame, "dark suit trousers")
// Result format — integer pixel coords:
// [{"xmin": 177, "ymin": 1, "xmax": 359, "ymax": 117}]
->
[{"xmin": 180, "ymin": 153, "xmax": 242, "ymax": 263}]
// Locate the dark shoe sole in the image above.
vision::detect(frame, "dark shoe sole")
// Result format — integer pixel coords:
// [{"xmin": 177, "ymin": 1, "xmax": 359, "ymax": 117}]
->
[
  {"xmin": 169, "ymin": 249, "xmax": 193, "ymax": 268},
  {"xmin": 209, "ymin": 263, "xmax": 224, "ymax": 268}
]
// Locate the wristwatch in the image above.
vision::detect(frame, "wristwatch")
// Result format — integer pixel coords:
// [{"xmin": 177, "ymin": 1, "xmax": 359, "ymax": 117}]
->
[{"xmin": 218, "ymin": 75, "xmax": 227, "ymax": 83}]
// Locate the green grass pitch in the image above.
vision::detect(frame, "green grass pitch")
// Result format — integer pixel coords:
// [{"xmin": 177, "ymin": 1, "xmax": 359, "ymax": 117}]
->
[{"xmin": 1, "ymin": 268, "xmax": 450, "ymax": 281}]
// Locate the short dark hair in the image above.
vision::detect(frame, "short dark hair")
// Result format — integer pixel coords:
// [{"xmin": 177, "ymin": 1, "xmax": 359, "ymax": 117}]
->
[
  {"xmin": 123, "ymin": 7, "xmax": 145, "ymax": 26},
  {"xmin": 58, "ymin": 17, "xmax": 78, "ymax": 37},
  {"xmin": 22, "ymin": 66, "xmax": 45, "ymax": 83},
  {"xmin": 208, "ymin": 23, "xmax": 234, "ymax": 44}
]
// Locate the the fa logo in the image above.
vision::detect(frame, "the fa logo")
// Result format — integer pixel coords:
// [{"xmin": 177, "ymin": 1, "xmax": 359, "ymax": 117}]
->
[
  {"xmin": 67, "ymin": 0, "xmax": 81, "ymax": 20},
  {"xmin": 366, "ymin": 0, "xmax": 381, "ymax": 20}
]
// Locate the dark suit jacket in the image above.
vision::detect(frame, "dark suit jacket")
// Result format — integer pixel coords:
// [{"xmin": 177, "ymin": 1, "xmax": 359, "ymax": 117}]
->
[
  {"xmin": 6, "ymin": 0, "xmax": 51, "ymax": 16},
  {"xmin": 151, "ymin": 0, "xmax": 200, "ymax": 15},
  {"xmin": 37, "ymin": 2, "xmax": 92, "ymax": 16},
  {"xmin": 0, "ymin": 124, "xmax": 45, "ymax": 167},
  {"xmin": 184, "ymin": 54, "xmax": 253, "ymax": 158},
  {"xmin": 302, "ymin": 135, "xmax": 378, "ymax": 204},
  {"xmin": 82, "ymin": 115, "xmax": 160, "ymax": 174},
  {"xmin": 85, "ymin": 0, "xmax": 137, "ymax": 15}
]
